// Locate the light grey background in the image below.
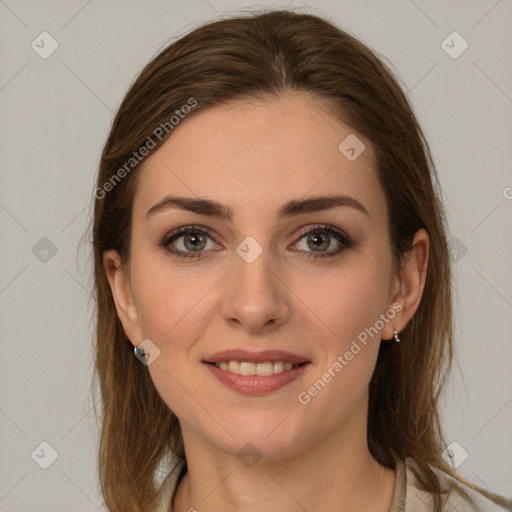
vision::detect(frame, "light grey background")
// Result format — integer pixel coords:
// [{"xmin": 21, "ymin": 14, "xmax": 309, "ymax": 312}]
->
[{"xmin": 1, "ymin": 0, "xmax": 511, "ymax": 510}]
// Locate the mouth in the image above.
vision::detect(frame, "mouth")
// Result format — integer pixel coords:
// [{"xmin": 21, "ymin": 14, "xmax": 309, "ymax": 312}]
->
[
  {"xmin": 202, "ymin": 349, "xmax": 312, "ymax": 395},
  {"xmin": 201, "ymin": 349, "xmax": 311, "ymax": 395},
  {"xmin": 204, "ymin": 360, "xmax": 307, "ymax": 376}
]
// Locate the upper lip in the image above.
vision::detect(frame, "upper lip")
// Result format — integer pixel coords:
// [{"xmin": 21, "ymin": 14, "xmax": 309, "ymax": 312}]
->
[{"xmin": 204, "ymin": 349, "xmax": 310, "ymax": 365}]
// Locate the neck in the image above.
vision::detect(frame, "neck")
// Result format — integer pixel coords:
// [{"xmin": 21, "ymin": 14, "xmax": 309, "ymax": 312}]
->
[{"xmin": 172, "ymin": 401, "xmax": 396, "ymax": 512}]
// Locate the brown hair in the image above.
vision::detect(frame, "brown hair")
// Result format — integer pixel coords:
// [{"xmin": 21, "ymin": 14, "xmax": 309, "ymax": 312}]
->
[{"xmin": 90, "ymin": 9, "xmax": 509, "ymax": 512}]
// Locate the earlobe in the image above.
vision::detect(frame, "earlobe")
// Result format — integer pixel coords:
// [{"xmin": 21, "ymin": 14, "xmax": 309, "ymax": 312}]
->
[
  {"xmin": 383, "ymin": 229, "xmax": 430, "ymax": 339},
  {"xmin": 103, "ymin": 249, "xmax": 141, "ymax": 344}
]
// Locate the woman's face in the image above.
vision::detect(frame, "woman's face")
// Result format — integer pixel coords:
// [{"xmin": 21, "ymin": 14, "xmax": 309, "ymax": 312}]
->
[{"xmin": 109, "ymin": 93, "xmax": 406, "ymax": 460}]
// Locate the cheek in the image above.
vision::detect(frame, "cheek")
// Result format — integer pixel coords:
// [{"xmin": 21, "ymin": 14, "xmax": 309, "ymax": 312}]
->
[
  {"xmin": 294, "ymin": 264, "xmax": 386, "ymax": 425},
  {"xmin": 131, "ymin": 248, "xmax": 216, "ymax": 344},
  {"xmin": 131, "ymin": 255, "xmax": 219, "ymax": 420},
  {"xmin": 308, "ymin": 257, "xmax": 388, "ymax": 384},
  {"xmin": 315, "ymin": 257, "xmax": 388, "ymax": 345}
]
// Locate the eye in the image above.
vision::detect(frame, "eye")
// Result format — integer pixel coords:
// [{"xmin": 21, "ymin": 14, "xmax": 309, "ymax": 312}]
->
[
  {"xmin": 160, "ymin": 223, "xmax": 352, "ymax": 260},
  {"xmin": 160, "ymin": 225, "xmax": 219, "ymax": 259},
  {"xmin": 292, "ymin": 224, "xmax": 352, "ymax": 260}
]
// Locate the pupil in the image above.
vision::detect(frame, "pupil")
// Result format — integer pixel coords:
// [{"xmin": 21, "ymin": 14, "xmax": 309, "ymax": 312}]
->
[
  {"xmin": 309, "ymin": 233, "xmax": 327, "ymax": 251},
  {"xmin": 186, "ymin": 232, "xmax": 205, "ymax": 250}
]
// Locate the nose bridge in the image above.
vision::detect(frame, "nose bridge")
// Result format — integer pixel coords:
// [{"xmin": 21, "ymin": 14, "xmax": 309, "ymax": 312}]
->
[
  {"xmin": 233, "ymin": 236, "xmax": 275, "ymax": 290},
  {"xmin": 221, "ymin": 235, "xmax": 290, "ymax": 331}
]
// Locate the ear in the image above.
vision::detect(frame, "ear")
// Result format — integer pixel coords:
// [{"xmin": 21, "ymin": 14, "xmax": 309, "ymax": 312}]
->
[
  {"xmin": 382, "ymin": 228, "xmax": 429, "ymax": 340},
  {"xmin": 103, "ymin": 249, "xmax": 142, "ymax": 345}
]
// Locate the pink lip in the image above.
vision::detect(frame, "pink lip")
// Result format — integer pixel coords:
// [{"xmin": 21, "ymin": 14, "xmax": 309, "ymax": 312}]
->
[
  {"xmin": 203, "ymin": 349, "xmax": 310, "ymax": 365},
  {"xmin": 203, "ymin": 361, "xmax": 311, "ymax": 395}
]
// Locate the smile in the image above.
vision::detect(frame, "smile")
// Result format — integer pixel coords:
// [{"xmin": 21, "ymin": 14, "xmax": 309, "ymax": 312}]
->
[
  {"xmin": 203, "ymin": 361, "xmax": 311, "ymax": 395},
  {"xmin": 207, "ymin": 360, "xmax": 302, "ymax": 376}
]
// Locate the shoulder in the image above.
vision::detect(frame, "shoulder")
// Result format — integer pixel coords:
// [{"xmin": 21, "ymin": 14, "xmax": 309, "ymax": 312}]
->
[
  {"xmin": 150, "ymin": 456, "xmax": 511, "ymax": 512},
  {"xmin": 403, "ymin": 457, "xmax": 511, "ymax": 512}
]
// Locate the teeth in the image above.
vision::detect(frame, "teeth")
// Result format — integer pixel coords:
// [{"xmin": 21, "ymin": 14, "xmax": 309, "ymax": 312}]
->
[
  {"xmin": 273, "ymin": 361, "xmax": 284, "ymax": 373},
  {"xmin": 213, "ymin": 361, "xmax": 301, "ymax": 376}
]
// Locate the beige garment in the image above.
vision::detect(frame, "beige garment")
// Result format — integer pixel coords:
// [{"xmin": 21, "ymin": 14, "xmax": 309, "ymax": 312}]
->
[{"xmin": 150, "ymin": 457, "xmax": 511, "ymax": 511}]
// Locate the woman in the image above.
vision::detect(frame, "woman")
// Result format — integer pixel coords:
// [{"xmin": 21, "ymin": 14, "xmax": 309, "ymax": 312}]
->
[{"xmin": 91, "ymin": 9, "xmax": 511, "ymax": 512}]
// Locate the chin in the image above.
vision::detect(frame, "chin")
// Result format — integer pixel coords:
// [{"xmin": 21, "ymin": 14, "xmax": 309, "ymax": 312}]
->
[{"xmin": 193, "ymin": 412, "xmax": 308, "ymax": 462}]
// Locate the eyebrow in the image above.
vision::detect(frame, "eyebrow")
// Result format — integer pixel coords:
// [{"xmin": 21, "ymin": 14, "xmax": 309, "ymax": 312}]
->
[{"xmin": 146, "ymin": 194, "xmax": 370, "ymax": 221}]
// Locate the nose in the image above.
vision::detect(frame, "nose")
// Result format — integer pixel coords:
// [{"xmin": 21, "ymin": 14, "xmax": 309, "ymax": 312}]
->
[{"xmin": 220, "ymin": 245, "xmax": 291, "ymax": 334}]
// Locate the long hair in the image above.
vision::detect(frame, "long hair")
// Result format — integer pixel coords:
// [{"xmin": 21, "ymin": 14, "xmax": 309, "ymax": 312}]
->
[{"xmin": 89, "ymin": 9, "xmax": 509, "ymax": 511}]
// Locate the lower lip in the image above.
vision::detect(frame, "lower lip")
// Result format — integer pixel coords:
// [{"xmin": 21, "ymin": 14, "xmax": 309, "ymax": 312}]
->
[{"xmin": 203, "ymin": 362, "xmax": 311, "ymax": 395}]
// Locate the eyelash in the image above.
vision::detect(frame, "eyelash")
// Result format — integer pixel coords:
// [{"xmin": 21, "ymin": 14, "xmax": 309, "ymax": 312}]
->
[{"xmin": 160, "ymin": 223, "xmax": 353, "ymax": 260}]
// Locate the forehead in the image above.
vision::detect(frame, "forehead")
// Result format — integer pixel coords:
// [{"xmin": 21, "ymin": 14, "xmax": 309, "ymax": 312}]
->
[{"xmin": 133, "ymin": 93, "xmax": 385, "ymax": 225}]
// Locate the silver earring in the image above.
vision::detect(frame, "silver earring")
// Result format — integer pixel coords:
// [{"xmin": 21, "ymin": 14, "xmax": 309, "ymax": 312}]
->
[
  {"xmin": 133, "ymin": 345, "xmax": 146, "ymax": 359},
  {"xmin": 393, "ymin": 330, "xmax": 400, "ymax": 344}
]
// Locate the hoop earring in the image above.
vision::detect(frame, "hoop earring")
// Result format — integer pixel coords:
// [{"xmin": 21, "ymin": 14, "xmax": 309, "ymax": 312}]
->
[{"xmin": 393, "ymin": 330, "xmax": 400, "ymax": 344}]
